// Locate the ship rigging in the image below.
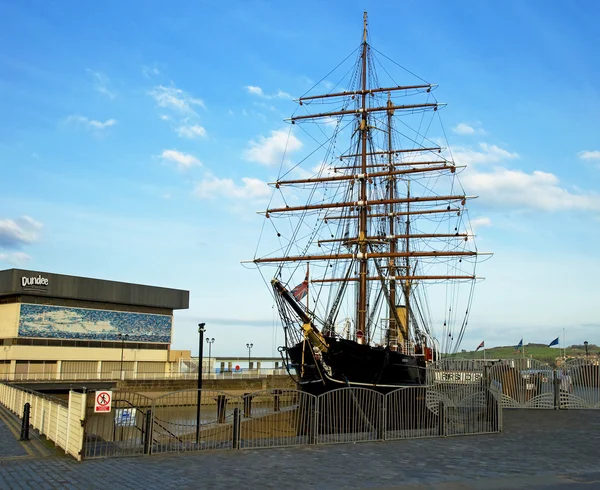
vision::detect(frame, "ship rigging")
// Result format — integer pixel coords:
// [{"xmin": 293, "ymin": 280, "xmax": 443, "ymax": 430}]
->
[{"xmin": 244, "ymin": 12, "xmax": 490, "ymax": 393}]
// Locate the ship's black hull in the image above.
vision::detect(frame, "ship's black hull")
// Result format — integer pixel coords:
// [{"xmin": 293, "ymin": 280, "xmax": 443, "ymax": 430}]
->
[{"xmin": 287, "ymin": 337, "xmax": 427, "ymax": 396}]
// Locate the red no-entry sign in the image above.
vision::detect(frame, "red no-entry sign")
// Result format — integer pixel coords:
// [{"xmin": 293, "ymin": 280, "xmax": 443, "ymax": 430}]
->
[{"xmin": 95, "ymin": 391, "xmax": 112, "ymax": 413}]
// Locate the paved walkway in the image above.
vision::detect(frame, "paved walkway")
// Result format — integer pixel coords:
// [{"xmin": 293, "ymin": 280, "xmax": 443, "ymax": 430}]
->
[{"xmin": 1, "ymin": 409, "xmax": 600, "ymax": 489}]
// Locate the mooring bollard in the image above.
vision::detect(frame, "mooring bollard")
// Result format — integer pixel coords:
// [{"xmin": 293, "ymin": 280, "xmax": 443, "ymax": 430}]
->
[
  {"xmin": 273, "ymin": 389, "xmax": 281, "ymax": 412},
  {"xmin": 216, "ymin": 395, "xmax": 228, "ymax": 424},
  {"xmin": 20, "ymin": 402, "xmax": 31, "ymax": 441},
  {"xmin": 242, "ymin": 393, "xmax": 253, "ymax": 418},
  {"xmin": 143, "ymin": 409, "xmax": 153, "ymax": 455},
  {"xmin": 232, "ymin": 408, "xmax": 240, "ymax": 449}
]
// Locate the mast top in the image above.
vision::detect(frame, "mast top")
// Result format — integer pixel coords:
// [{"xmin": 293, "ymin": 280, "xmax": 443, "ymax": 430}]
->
[{"xmin": 363, "ymin": 12, "xmax": 368, "ymax": 43}]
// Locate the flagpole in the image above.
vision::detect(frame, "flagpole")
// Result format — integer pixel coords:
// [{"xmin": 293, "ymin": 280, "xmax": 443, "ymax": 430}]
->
[
  {"xmin": 483, "ymin": 344, "xmax": 486, "ymax": 362},
  {"xmin": 306, "ymin": 262, "xmax": 309, "ymax": 311},
  {"xmin": 563, "ymin": 327, "xmax": 566, "ymax": 359}
]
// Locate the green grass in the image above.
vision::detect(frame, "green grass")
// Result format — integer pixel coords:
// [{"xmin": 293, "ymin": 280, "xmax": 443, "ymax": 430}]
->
[{"xmin": 450, "ymin": 343, "xmax": 598, "ymax": 367}]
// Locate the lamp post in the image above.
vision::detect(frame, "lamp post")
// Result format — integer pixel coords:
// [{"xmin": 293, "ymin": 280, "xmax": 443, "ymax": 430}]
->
[
  {"xmin": 196, "ymin": 323, "xmax": 205, "ymax": 445},
  {"xmin": 206, "ymin": 338, "xmax": 215, "ymax": 375},
  {"xmin": 584, "ymin": 341, "xmax": 589, "ymax": 357},
  {"xmin": 246, "ymin": 343, "xmax": 253, "ymax": 372},
  {"xmin": 118, "ymin": 333, "xmax": 129, "ymax": 380}
]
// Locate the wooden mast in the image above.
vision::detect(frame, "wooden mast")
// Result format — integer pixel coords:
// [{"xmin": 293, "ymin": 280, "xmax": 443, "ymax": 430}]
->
[
  {"xmin": 357, "ymin": 11, "xmax": 369, "ymax": 336},
  {"xmin": 404, "ymin": 181, "xmax": 411, "ymax": 345},
  {"xmin": 386, "ymin": 93, "xmax": 397, "ymax": 346}
]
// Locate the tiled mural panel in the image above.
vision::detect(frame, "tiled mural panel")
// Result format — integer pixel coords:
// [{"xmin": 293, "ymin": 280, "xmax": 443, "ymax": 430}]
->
[{"xmin": 18, "ymin": 304, "xmax": 172, "ymax": 343}]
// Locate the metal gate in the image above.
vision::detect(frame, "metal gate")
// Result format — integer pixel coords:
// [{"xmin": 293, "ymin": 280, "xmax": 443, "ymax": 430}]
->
[
  {"xmin": 83, "ymin": 390, "xmax": 153, "ymax": 459},
  {"xmin": 427, "ymin": 358, "xmax": 485, "ymax": 385},
  {"xmin": 560, "ymin": 359, "xmax": 600, "ymax": 409},
  {"xmin": 239, "ymin": 389, "xmax": 316, "ymax": 449},
  {"xmin": 151, "ymin": 389, "xmax": 241, "ymax": 454},
  {"xmin": 489, "ymin": 358, "xmax": 555, "ymax": 409}
]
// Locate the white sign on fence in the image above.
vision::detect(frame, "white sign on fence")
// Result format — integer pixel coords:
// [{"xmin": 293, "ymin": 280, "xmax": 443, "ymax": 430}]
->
[
  {"xmin": 434, "ymin": 371, "xmax": 483, "ymax": 384},
  {"xmin": 94, "ymin": 391, "xmax": 112, "ymax": 413},
  {"xmin": 115, "ymin": 408, "xmax": 136, "ymax": 426}
]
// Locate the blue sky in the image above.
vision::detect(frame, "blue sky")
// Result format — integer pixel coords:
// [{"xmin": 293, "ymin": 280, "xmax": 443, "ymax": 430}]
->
[{"xmin": 1, "ymin": 0, "xmax": 599, "ymax": 356}]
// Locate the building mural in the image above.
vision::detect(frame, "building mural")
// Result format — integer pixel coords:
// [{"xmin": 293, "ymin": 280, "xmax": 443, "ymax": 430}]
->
[{"xmin": 18, "ymin": 304, "xmax": 172, "ymax": 343}]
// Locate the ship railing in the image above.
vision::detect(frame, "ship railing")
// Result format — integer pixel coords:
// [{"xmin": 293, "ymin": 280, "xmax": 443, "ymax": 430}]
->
[{"xmin": 387, "ymin": 340, "xmax": 416, "ymax": 356}]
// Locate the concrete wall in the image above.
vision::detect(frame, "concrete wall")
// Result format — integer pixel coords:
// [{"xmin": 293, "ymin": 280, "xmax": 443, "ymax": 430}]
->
[
  {"xmin": 0, "ymin": 303, "xmax": 19, "ymax": 338},
  {"xmin": 117, "ymin": 375, "xmax": 296, "ymax": 392},
  {"xmin": 3, "ymin": 345, "xmax": 168, "ymax": 362}
]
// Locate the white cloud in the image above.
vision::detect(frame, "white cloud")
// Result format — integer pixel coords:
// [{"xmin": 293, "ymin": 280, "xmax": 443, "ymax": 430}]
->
[
  {"xmin": 0, "ymin": 216, "xmax": 42, "ymax": 249},
  {"xmin": 463, "ymin": 167, "xmax": 600, "ymax": 212},
  {"xmin": 453, "ymin": 123, "xmax": 476, "ymax": 135},
  {"xmin": 470, "ymin": 216, "xmax": 491, "ymax": 228},
  {"xmin": 88, "ymin": 119, "xmax": 117, "ymax": 129},
  {"xmin": 465, "ymin": 216, "xmax": 491, "ymax": 242},
  {"xmin": 176, "ymin": 125, "xmax": 207, "ymax": 139},
  {"xmin": 87, "ymin": 70, "xmax": 116, "ymax": 99},
  {"xmin": 252, "ymin": 101, "xmax": 277, "ymax": 112},
  {"xmin": 244, "ymin": 129, "xmax": 303, "ymax": 166},
  {"xmin": 149, "ymin": 84, "xmax": 205, "ymax": 115},
  {"xmin": 245, "ymin": 85, "xmax": 291, "ymax": 99},
  {"xmin": 160, "ymin": 150, "xmax": 202, "ymax": 170},
  {"xmin": 0, "ymin": 251, "xmax": 31, "ymax": 265},
  {"xmin": 322, "ymin": 116, "xmax": 339, "ymax": 128},
  {"xmin": 65, "ymin": 115, "xmax": 117, "ymax": 131},
  {"xmin": 142, "ymin": 65, "xmax": 160, "ymax": 78},
  {"xmin": 453, "ymin": 143, "xmax": 518, "ymax": 166},
  {"xmin": 195, "ymin": 174, "xmax": 270, "ymax": 199},
  {"xmin": 246, "ymin": 85, "xmax": 265, "ymax": 97},
  {"xmin": 578, "ymin": 150, "xmax": 600, "ymax": 161}
]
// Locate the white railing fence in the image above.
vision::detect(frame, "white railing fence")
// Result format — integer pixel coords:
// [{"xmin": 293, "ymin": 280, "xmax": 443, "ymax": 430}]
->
[{"xmin": 0, "ymin": 382, "xmax": 86, "ymax": 460}]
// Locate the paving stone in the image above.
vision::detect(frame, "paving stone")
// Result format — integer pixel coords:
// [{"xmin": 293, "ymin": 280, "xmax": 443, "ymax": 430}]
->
[
  {"xmin": 1, "ymin": 410, "xmax": 600, "ymax": 488},
  {"xmin": 0, "ymin": 417, "xmax": 28, "ymax": 458}
]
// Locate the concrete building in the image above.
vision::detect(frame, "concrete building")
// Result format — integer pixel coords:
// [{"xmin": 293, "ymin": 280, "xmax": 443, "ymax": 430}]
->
[{"xmin": 0, "ymin": 268, "xmax": 189, "ymax": 380}]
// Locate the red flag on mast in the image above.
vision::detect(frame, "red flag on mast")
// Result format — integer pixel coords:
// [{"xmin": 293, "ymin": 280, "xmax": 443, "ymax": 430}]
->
[
  {"xmin": 291, "ymin": 275, "xmax": 308, "ymax": 301},
  {"xmin": 475, "ymin": 341, "xmax": 485, "ymax": 351}
]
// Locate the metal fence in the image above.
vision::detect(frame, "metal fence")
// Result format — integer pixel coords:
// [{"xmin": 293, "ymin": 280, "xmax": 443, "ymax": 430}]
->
[
  {"xmin": 428, "ymin": 357, "xmax": 600, "ymax": 410},
  {"xmin": 81, "ymin": 384, "xmax": 501, "ymax": 459},
  {"xmin": 0, "ymin": 368, "xmax": 288, "ymax": 382}
]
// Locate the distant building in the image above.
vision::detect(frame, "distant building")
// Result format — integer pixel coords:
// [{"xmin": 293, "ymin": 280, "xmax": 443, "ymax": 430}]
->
[{"xmin": 0, "ymin": 268, "xmax": 189, "ymax": 380}]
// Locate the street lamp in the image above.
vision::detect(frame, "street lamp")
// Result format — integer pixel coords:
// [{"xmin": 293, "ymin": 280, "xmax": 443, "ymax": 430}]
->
[
  {"xmin": 246, "ymin": 343, "xmax": 253, "ymax": 371},
  {"xmin": 584, "ymin": 341, "xmax": 589, "ymax": 357},
  {"xmin": 206, "ymin": 338, "xmax": 215, "ymax": 374},
  {"xmin": 118, "ymin": 333, "xmax": 129, "ymax": 380},
  {"xmin": 196, "ymin": 323, "xmax": 205, "ymax": 445}
]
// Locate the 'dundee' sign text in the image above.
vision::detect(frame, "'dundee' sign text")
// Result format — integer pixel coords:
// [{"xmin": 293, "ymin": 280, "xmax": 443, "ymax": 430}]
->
[{"xmin": 21, "ymin": 274, "xmax": 49, "ymax": 289}]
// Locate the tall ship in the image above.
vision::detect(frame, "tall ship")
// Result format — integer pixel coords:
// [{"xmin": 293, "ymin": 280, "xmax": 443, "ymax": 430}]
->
[{"xmin": 248, "ymin": 13, "xmax": 488, "ymax": 395}]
